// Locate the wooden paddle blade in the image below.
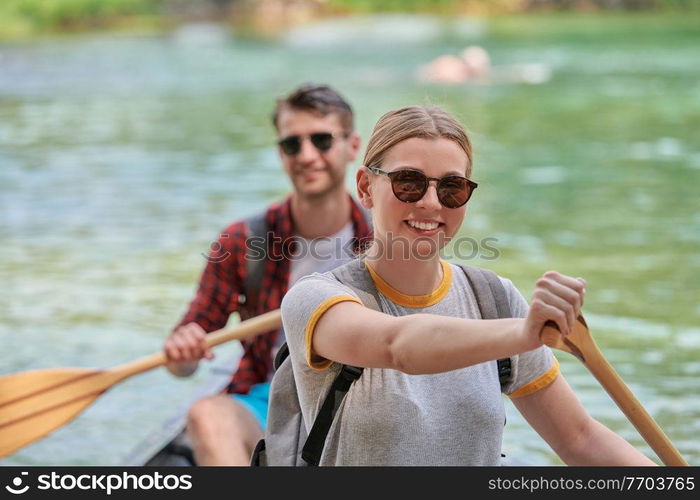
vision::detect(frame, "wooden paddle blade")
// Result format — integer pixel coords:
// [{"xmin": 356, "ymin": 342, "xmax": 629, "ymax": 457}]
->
[
  {"xmin": 0, "ymin": 367, "xmax": 119, "ymax": 458},
  {"xmin": 0, "ymin": 392, "xmax": 101, "ymax": 458},
  {"xmin": 0, "ymin": 312, "xmax": 284, "ymax": 459}
]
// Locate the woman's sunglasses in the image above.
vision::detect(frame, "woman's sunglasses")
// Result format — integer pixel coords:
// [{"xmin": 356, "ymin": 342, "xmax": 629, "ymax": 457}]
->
[
  {"xmin": 277, "ymin": 132, "xmax": 342, "ymax": 156},
  {"xmin": 367, "ymin": 166, "xmax": 477, "ymax": 209}
]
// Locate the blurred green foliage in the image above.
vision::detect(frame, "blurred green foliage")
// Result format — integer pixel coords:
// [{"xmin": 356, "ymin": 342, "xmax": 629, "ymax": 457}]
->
[
  {"xmin": 0, "ymin": 0, "xmax": 162, "ymax": 38},
  {"xmin": 0, "ymin": 0, "xmax": 697, "ymax": 39},
  {"xmin": 329, "ymin": 0, "xmax": 462, "ymax": 13},
  {"xmin": 329, "ymin": 0, "xmax": 698, "ymax": 11}
]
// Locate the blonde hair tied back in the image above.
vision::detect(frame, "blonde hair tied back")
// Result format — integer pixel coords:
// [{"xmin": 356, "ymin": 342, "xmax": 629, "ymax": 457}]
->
[{"xmin": 362, "ymin": 106, "xmax": 473, "ymax": 177}]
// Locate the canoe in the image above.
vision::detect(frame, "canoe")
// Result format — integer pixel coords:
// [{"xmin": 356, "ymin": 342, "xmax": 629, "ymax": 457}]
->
[{"xmin": 123, "ymin": 355, "xmax": 238, "ymax": 466}]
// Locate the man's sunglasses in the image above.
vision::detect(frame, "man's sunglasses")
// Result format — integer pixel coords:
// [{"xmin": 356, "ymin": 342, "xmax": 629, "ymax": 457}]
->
[
  {"xmin": 277, "ymin": 132, "xmax": 343, "ymax": 156},
  {"xmin": 367, "ymin": 166, "xmax": 477, "ymax": 209}
]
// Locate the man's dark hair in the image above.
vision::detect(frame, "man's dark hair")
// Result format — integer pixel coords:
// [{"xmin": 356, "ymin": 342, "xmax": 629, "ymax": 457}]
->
[{"xmin": 272, "ymin": 84, "xmax": 354, "ymax": 132}]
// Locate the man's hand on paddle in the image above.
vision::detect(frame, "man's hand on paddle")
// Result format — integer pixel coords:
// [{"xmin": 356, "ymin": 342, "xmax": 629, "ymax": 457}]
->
[
  {"xmin": 164, "ymin": 322, "xmax": 215, "ymax": 377},
  {"xmin": 523, "ymin": 270, "xmax": 586, "ymax": 348}
]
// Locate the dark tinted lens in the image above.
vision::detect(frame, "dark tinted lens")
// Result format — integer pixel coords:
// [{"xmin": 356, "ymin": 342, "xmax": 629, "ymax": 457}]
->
[
  {"xmin": 278, "ymin": 136, "xmax": 301, "ymax": 156},
  {"xmin": 310, "ymin": 133, "xmax": 334, "ymax": 152},
  {"xmin": 390, "ymin": 170, "xmax": 428, "ymax": 203},
  {"xmin": 437, "ymin": 176, "xmax": 471, "ymax": 208}
]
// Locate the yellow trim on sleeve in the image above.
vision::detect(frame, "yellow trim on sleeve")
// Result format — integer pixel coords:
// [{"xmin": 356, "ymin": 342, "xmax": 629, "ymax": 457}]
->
[
  {"xmin": 364, "ymin": 260, "xmax": 452, "ymax": 308},
  {"xmin": 305, "ymin": 295, "xmax": 362, "ymax": 370},
  {"xmin": 508, "ymin": 359, "xmax": 560, "ymax": 399}
]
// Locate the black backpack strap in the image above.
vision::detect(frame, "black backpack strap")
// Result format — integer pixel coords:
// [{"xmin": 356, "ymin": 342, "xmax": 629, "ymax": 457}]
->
[
  {"xmin": 459, "ymin": 266, "xmax": 513, "ymax": 387},
  {"xmin": 250, "ymin": 438, "xmax": 266, "ymax": 466},
  {"xmin": 273, "ymin": 342, "xmax": 290, "ymax": 370},
  {"xmin": 301, "ymin": 364, "xmax": 363, "ymax": 466},
  {"xmin": 243, "ymin": 211, "xmax": 268, "ymax": 305},
  {"xmin": 496, "ymin": 358, "xmax": 512, "ymax": 387},
  {"xmin": 275, "ymin": 337, "xmax": 363, "ymax": 466}
]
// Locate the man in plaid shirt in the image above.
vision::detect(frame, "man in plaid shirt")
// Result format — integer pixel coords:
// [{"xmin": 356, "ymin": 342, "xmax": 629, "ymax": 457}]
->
[{"xmin": 163, "ymin": 84, "xmax": 372, "ymax": 465}]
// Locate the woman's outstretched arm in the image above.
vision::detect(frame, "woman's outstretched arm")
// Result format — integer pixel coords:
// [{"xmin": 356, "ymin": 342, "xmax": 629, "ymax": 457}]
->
[
  {"xmin": 309, "ymin": 270, "xmax": 585, "ymax": 374},
  {"xmin": 313, "ymin": 306, "xmax": 531, "ymax": 374}
]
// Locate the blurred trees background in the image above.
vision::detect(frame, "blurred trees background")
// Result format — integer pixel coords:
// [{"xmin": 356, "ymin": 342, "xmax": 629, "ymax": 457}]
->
[{"xmin": 0, "ymin": 0, "xmax": 697, "ymax": 39}]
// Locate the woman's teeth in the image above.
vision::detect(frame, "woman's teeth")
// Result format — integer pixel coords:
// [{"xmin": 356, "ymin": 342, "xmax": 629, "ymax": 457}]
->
[{"xmin": 407, "ymin": 220, "xmax": 439, "ymax": 231}]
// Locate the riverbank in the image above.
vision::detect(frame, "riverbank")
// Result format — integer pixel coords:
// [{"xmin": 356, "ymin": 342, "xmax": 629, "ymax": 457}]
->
[{"xmin": 1, "ymin": 0, "xmax": 698, "ymax": 41}]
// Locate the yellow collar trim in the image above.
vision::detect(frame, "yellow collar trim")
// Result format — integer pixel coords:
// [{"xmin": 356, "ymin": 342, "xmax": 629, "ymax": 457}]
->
[{"xmin": 364, "ymin": 260, "xmax": 452, "ymax": 308}]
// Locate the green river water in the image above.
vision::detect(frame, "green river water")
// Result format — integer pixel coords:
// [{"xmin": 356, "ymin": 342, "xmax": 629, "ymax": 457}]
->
[{"xmin": 1, "ymin": 14, "xmax": 699, "ymax": 465}]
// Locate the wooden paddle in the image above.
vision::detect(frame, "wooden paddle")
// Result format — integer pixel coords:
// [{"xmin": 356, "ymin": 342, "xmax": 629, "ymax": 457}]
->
[
  {"xmin": 0, "ymin": 309, "xmax": 282, "ymax": 458},
  {"xmin": 540, "ymin": 315, "xmax": 688, "ymax": 466}
]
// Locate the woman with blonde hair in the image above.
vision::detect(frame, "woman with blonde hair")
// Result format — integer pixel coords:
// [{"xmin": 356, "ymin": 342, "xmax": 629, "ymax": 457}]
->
[{"xmin": 280, "ymin": 105, "xmax": 654, "ymax": 466}]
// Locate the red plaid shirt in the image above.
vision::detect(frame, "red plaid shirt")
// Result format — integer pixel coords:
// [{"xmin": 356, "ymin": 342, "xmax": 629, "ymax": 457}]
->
[{"xmin": 175, "ymin": 195, "xmax": 373, "ymax": 394}]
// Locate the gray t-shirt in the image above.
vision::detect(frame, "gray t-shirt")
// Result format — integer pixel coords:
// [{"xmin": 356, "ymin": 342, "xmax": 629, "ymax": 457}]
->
[{"xmin": 280, "ymin": 258, "xmax": 559, "ymax": 465}]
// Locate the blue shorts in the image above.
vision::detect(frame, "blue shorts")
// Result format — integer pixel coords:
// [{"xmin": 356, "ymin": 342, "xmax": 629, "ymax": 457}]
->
[{"xmin": 231, "ymin": 382, "xmax": 270, "ymax": 431}]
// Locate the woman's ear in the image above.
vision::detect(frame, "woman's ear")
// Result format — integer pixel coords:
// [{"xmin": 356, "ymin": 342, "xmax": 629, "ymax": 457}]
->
[{"xmin": 356, "ymin": 166, "xmax": 373, "ymax": 209}]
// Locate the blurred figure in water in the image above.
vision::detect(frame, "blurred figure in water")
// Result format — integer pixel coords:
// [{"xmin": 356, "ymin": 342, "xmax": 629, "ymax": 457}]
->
[
  {"xmin": 418, "ymin": 45, "xmax": 491, "ymax": 83},
  {"xmin": 417, "ymin": 45, "xmax": 550, "ymax": 85}
]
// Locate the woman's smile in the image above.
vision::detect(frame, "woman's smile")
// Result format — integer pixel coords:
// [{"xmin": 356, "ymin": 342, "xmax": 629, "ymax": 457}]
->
[{"xmin": 404, "ymin": 219, "xmax": 445, "ymax": 236}]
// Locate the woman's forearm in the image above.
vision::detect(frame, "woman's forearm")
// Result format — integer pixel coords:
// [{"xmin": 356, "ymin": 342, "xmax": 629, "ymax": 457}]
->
[
  {"xmin": 389, "ymin": 314, "xmax": 536, "ymax": 374},
  {"xmin": 562, "ymin": 418, "xmax": 656, "ymax": 466}
]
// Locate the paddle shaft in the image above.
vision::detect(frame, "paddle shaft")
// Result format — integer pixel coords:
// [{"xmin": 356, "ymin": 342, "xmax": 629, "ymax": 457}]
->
[
  {"xmin": 542, "ymin": 319, "xmax": 687, "ymax": 466},
  {"xmin": 582, "ymin": 344, "xmax": 687, "ymax": 466},
  {"xmin": 107, "ymin": 309, "xmax": 282, "ymax": 382}
]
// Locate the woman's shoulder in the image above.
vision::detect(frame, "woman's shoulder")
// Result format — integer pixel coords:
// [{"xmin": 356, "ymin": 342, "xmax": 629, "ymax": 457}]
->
[
  {"xmin": 294, "ymin": 270, "xmax": 341, "ymax": 287},
  {"xmin": 293, "ymin": 258, "xmax": 369, "ymax": 289},
  {"xmin": 285, "ymin": 272, "xmax": 346, "ymax": 304},
  {"xmin": 283, "ymin": 264, "xmax": 364, "ymax": 311},
  {"xmin": 280, "ymin": 266, "xmax": 366, "ymax": 345}
]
